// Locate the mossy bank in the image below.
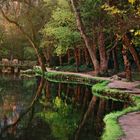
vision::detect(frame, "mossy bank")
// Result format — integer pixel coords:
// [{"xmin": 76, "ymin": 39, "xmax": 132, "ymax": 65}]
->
[{"xmin": 35, "ymin": 69, "xmax": 140, "ymax": 140}]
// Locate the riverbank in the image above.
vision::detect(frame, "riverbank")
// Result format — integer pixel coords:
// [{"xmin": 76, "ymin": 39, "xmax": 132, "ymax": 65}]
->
[
  {"xmin": 45, "ymin": 68, "xmax": 140, "ymax": 95},
  {"xmin": 34, "ymin": 68, "xmax": 140, "ymax": 140}
]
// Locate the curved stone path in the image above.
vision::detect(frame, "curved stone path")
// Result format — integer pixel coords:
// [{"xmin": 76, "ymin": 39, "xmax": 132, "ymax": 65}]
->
[
  {"xmin": 119, "ymin": 112, "xmax": 140, "ymax": 140},
  {"xmin": 46, "ymin": 68, "xmax": 140, "ymax": 94},
  {"xmin": 46, "ymin": 68, "xmax": 140, "ymax": 140}
]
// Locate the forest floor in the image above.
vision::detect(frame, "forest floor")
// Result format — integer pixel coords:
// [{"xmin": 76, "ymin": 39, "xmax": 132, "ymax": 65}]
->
[{"xmin": 46, "ymin": 68, "xmax": 140, "ymax": 140}]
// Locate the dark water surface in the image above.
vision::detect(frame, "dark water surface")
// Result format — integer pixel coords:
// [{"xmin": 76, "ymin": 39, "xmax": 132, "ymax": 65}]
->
[{"xmin": 0, "ymin": 74, "xmax": 129, "ymax": 140}]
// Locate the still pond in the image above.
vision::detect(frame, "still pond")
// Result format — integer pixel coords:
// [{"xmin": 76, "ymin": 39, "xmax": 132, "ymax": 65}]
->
[{"xmin": 0, "ymin": 74, "xmax": 130, "ymax": 140}]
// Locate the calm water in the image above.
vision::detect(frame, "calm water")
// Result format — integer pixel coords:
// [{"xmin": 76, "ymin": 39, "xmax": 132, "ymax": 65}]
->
[{"xmin": 0, "ymin": 74, "xmax": 129, "ymax": 140}]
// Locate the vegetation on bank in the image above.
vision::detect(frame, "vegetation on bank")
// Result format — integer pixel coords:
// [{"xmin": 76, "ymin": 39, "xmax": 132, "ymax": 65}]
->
[
  {"xmin": 102, "ymin": 96, "xmax": 140, "ymax": 140},
  {"xmin": 34, "ymin": 69, "xmax": 140, "ymax": 140}
]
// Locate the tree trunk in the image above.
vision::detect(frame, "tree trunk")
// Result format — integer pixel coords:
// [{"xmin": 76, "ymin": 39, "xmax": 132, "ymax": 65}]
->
[
  {"xmin": 45, "ymin": 81, "xmax": 51, "ymax": 100},
  {"xmin": 112, "ymin": 47, "xmax": 119, "ymax": 72},
  {"xmin": 59, "ymin": 56, "xmax": 62, "ymax": 66},
  {"xmin": 98, "ymin": 24, "xmax": 108, "ymax": 74},
  {"xmin": 74, "ymin": 96, "xmax": 97, "ymax": 140},
  {"xmin": 58, "ymin": 83, "xmax": 61, "ymax": 97},
  {"xmin": 74, "ymin": 48, "xmax": 79, "ymax": 72},
  {"xmin": 84, "ymin": 47, "xmax": 90, "ymax": 65},
  {"xmin": 78, "ymin": 48, "xmax": 81, "ymax": 65},
  {"xmin": 43, "ymin": 47, "xmax": 51, "ymax": 67},
  {"xmin": 122, "ymin": 45, "xmax": 132, "ymax": 81},
  {"xmin": 70, "ymin": 0, "xmax": 100, "ymax": 75},
  {"xmin": 92, "ymin": 44, "xmax": 100, "ymax": 75},
  {"xmin": 0, "ymin": 9, "xmax": 46, "ymax": 73},
  {"xmin": 123, "ymin": 34, "xmax": 140, "ymax": 72},
  {"xmin": 67, "ymin": 49, "xmax": 71, "ymax": 64},
  {"xmin": 95, "ymin": 99, "xmax": 106, "ymax": 134}
]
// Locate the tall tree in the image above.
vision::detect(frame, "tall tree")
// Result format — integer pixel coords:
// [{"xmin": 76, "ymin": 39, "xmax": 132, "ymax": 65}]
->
[
  {"xmin": 70, "ymin": 0, "xmax": 101, "ymax": 75},
  {"xmin": 42, "ymin": 0, "xmax": 82, "ymax": 69},
  {"xmin": 0, "ymin": 0, "xmax": 56, "ymax": 72},
  {"xmin": 102, "ymin": 0, "xmax": 140, "ymax": 79}
]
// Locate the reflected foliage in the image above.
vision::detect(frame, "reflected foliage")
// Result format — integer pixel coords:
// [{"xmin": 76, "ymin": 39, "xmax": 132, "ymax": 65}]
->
[{"xmin": 38, "ymin": 97, "xmax": 80, "ymax": 140}]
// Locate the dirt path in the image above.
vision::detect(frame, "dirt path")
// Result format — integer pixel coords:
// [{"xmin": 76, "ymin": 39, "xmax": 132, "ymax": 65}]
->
[{"xmin": 119, "ymin": 112, "xmax": 140, "ymax": 140}]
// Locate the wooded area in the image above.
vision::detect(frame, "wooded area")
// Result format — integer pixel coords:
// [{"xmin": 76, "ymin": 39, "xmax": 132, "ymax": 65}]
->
[
  {"xmin": 0, "ymin": 0, "xmax": 140, "ymax": 78},
  {"xmin": 0, "ymin": 1, "xmax": 140, "ymax": 140}
]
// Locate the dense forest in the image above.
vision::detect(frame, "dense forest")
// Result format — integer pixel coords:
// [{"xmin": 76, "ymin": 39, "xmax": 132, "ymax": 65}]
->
[{"xmin": 0, "ymin": 0, "xmax": 140, "ymax": 80}]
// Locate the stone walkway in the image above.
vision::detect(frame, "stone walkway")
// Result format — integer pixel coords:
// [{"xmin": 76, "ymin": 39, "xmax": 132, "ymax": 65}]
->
[
  {"xmin": 119, "ymin": 112, "xmax": 140, "ymax": 140},
  {"xmin": 46, "ymin": 68, "xmax": 140, "ymax": 94}
]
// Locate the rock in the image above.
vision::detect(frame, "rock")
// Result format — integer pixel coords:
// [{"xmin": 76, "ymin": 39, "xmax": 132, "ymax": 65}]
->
[
  {"xmin": 12, "ymin": 59, "xmax": 18, "ymax": 65},
  {"xmin": 110, "ymin": 75, "xmax": 122, "ymax": 80},
  {"xmin": 20, "ymin": 69, "xmax": 34, "ymax": 74}
]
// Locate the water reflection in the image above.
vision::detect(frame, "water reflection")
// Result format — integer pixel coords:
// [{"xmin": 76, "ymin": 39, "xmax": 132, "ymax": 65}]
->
[
  {"xmin": 0, "ymin": 74, "xmax": 37, "ymax": 138},
  {"xmin": 0, "ymin": 75, "xmax": 130, "ymax": 140}
]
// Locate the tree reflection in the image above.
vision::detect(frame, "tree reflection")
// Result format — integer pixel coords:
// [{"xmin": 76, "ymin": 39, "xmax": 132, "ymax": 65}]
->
[
  {"xmin": 0, "ymin": 76, "xmax": 45, "ymax": 139},
  {"xmin": 0, "ymin": 76, "xmax": 128, "ymax": 140}
]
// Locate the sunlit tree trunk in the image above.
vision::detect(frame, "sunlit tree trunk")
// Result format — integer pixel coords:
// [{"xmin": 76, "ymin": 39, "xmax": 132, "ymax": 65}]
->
[
  {"xmin": 123, "ymin": 34, "xmax": 140, "ymax": 72},
  {"xmin": 70, "ymin": 0, "xmax": 100, "ymax": 75},
  {"xmin": 122, "ymin": 44, "xmax": 132, "ymax": 81},
  {"xmin": 98, "ymin": 24, "xmax": 108, "ymax": 74}
]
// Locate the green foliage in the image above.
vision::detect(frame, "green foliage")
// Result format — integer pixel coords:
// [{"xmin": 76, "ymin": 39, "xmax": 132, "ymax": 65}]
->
[
  {"xmin": 45, "ymin": 26, "xmax": 80, "ymax": 55},
  {"xmin": 128, "ymin": 0, "xmax": 136, "ymax": 5},
  {"xmin": 102, "ymin": 0, "xmax": 140, "ymax": 36},
  {"xmin": 24, "ymin": 47, "xmax": 36, "ymax": 60},
  {"xmin": 101, "ymin": 4, "xmax": 125, "ymax": 15},
  {"xmin": 55, "ymin": 64, "xmax": 93, "ymax": 72},
  {"xmin": 38, "ymin": 97, "xmax": 80, "ymax": 140},
  {"xmin": 42, "ymin": 0, "xmax": 81, "ymax": 56}
]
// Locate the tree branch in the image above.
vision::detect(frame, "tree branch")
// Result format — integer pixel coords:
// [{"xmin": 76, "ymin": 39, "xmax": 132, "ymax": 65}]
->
[
  {"xmin": 0, "ymin": 78, "xmax": 45, "ymax": 137},
  {"xmin": 0, "ymin": 8, "xmax": 46, "ymax": 71},
  {"xmin": 70, "ymin": 0, "xmax": 91, "ymax": 49}
]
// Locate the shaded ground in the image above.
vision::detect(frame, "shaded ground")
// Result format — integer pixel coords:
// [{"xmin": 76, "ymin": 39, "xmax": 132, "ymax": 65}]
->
[
  {"xmin": 119, "ymin": 112, "xmax": 140, "ymax": 140},
  {"xmin": 46, "ymin": 68, "xmax": 140, "ymax": 140}
]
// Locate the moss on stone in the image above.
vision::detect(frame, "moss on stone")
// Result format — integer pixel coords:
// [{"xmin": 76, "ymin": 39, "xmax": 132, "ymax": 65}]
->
[{"xmin": 35, "ymin": 69, "xmax": 140, "ymax": 140}]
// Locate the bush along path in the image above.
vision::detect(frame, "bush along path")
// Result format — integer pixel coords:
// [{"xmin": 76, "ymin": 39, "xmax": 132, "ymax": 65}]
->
[{"xmin": 34, "ymin": 67, "xmax": 140, "ymax": 140}]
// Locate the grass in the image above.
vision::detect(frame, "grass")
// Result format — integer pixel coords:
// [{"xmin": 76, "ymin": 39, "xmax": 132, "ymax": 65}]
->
[
  {"xmin": 102, "ymin": 96, "xmax": 140, "ymax": 140},
  {"xmin": 34, "ymin": 67, "xmax": 103, "ymax": 86},
  {"xmin": 91, "ymin": 81, "xmax": 139, "ymax": 140},
  {"xmin": 53, "ymin": 64, "xmax": 93, "ymax": 72},
  {"xmin": 92, "ymin": 81, "xmax": 132, "ymax": 102}
]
